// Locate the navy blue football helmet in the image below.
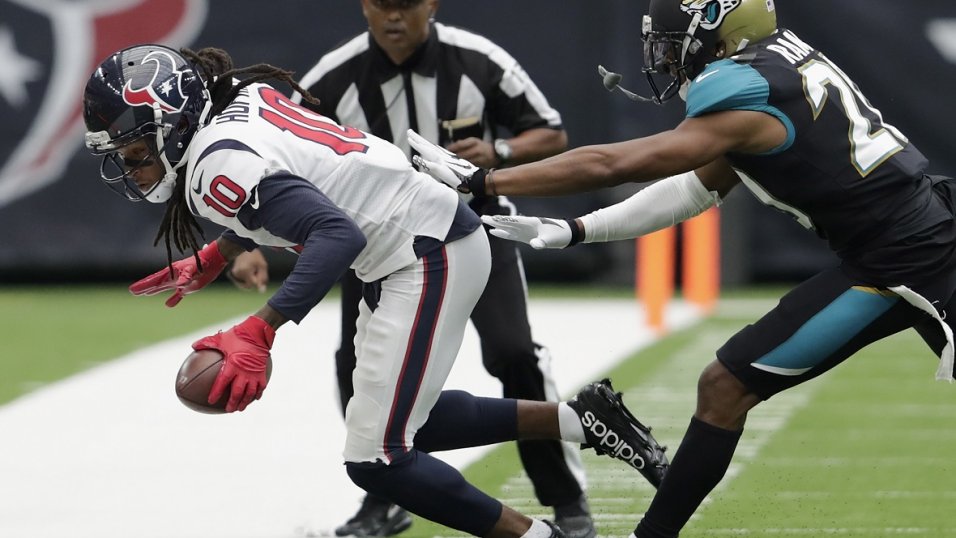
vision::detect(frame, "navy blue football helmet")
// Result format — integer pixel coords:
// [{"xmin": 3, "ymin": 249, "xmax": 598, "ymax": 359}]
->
[{"xmin": 83, "ymin": 44, "xmax": 210, "ymax": 202}]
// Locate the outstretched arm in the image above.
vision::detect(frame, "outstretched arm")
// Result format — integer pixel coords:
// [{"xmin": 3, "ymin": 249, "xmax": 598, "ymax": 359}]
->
[
  {"xmin": 410, "ymin": 109, "xmax": 786, "ymax": 198},
  {"xmin": 129, "ymin": 235, "xmax": 249, "ymax": 307},
  {"xmin": 482, "ymin": 159, "xmax": 742, "ymax": 249},
  {"xmin": 488, "ymin": 110, "xmax": 783, "ymax": 196}
]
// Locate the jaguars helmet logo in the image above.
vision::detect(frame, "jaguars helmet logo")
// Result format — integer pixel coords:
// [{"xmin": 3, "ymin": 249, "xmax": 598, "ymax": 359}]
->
[{"xmin": 680, "ymin": 0, "xmax": 742, "ymax": 30}]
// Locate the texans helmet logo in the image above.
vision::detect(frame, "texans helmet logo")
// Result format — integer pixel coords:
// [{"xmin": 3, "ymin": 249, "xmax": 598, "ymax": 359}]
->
[
  {"xmin": 122, "ymin": 50, "xmax": 191, "ymax": 113},
  {"xmin": 680, "ymin": 0, "xmax": 741, "ymax": 30}
]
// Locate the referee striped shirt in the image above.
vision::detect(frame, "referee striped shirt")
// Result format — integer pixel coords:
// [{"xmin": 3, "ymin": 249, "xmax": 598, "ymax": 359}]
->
[{"xmin": 293, "ymin": 22, "xmax": 563, "ymax": 214}]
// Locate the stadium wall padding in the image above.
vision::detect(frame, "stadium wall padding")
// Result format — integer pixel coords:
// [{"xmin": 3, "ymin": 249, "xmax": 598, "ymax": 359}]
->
[{"xmin": 1, "ymin": 0, "xmax": 954, "ymax": 283}]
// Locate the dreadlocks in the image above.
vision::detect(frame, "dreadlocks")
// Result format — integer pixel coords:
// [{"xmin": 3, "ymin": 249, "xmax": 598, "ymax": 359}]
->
[{"xmin": 153, "ymin": 46, "xmax": 320, "ymax": 271}]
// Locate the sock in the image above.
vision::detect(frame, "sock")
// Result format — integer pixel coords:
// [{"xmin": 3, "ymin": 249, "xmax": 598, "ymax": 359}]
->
[
  {"xmin": 521, "ymin": 518, "xmax": 553, "ymax": 538},
  {"xmin": 414, "ymin": 390, "xmax": 518, "ymax": 452},
  {"xmin": 634, "ymin": 417, "xmax": 742, "ymax": 538},
  {"xmin": 347, "ymin": 450, "xmax": 501, "ymax": 536},
  {"xmin": 557, "ymin": 402, "xmax": 586, "ymax": 443}
]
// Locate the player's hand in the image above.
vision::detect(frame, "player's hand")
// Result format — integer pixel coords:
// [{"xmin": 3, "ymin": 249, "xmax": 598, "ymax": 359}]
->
[
  {"xmin": 194, "ymin": 315, "xmax": 275, "ymax": 413},
  {"xmin": 481, "ymin": 215, "xmax": 577, "ymax": 249},
  {"xmin": 408, "ymin": 129, "xmax": 488, "ymax": 195},
  {"xmin": 128, "ymin": 241, "xmax": 228, "ymax": 307},
  {"xmin": 228, "ymin": 249, "xmax": 269, "ymax": 293}
]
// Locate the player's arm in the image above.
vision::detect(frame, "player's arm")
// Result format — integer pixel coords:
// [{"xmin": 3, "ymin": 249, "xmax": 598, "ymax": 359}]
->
[
  {"xmin": 481, "ymin": 159, "xmax": 744, "ymax": 249},
  {"xmin": 411, "ymin": 109, "xmax": 784, "ymax": 197},
  {"xmin": 245, "ymin": 175, "xmax": 366, "ymax": 326},
  {"xmin": 128, "ymin": 234, "xmax": 252, "ymax": 307},
  {"xmin": 478, "ymin": 128, "xmax": 759, "ymax": 249},
  {"xmin": 487, "ymin": 109, "xmax": 785, "ymax": 196},
  {"xmin": 481, "ymin": 160, "xmax": 739, "ymax": 249},
  {"xmin": 196, "ymin": 174, "xmax": 365, "ymax": 412}
]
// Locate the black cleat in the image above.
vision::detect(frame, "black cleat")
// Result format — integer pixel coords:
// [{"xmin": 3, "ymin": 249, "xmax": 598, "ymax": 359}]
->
[
  {"xmin": 567, "ymin": 378, "xmax": 669, "ymax": 488},
  {"xmin": 334, "ymin": 494, "xmax": 413, "ymax": 537},
  {"xmin": 553, "ymin": 495, "xmax": 596, "ymax": 538},
  {"xmin": 554, "ymin": 514, "xmax": 596, "ymax": 538},
  {"xmin": 544, "ymin": 519, "xmax": 569, "ymax": 538}
]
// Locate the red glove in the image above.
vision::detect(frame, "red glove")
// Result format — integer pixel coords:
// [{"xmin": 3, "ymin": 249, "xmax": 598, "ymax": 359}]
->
[
  {"xmin": 129, "ymin": 241, "xmax": 228, "ymax": 307},
  {"xmin": 193, "ymin": 315, "xmax": 275, "ymax": 412}
]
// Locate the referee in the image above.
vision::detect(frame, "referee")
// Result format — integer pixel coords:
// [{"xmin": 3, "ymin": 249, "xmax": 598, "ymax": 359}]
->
[{"xmin": 295, "ymin": 1, "xmax": 593, "ymax": 537}]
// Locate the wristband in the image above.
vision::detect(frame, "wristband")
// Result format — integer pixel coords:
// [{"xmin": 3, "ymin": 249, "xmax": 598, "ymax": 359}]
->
[
  {"xmin": 467, "ymin": 169, "xmax": 490, "ymax": 197},
  {"xmin": 202, "ymin": 241, "xmax": 227, "ymax": 272},
  {"xmin": 566, "ymin": 218, "xmax": 584, "ymax": 247}
]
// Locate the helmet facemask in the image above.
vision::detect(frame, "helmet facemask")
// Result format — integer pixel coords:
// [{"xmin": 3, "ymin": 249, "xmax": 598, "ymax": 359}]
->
[
  {"xmin": 87, "ymin": 102, "xmax": 199, "ymax": 203},
  {"xmin": 641, "ymin": 12, "xmax": 706, "ymax": 104}
]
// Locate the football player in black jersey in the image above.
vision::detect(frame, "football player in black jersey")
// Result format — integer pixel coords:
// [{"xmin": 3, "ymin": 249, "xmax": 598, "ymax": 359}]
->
[{"xmin": 409, "ymin": 0, "xmax": 956, "ymax": 536}]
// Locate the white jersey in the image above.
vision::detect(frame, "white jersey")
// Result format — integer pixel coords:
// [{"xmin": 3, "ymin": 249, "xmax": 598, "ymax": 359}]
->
[{"xmin": 183, "ymin": 82, "xmax": 460, "ymax": 282}]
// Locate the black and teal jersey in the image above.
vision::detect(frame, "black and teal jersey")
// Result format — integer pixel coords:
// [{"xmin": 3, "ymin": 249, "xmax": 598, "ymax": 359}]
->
[{"xmin": 685, "ymin": 29, "xmax": 952, "ymax": 278}]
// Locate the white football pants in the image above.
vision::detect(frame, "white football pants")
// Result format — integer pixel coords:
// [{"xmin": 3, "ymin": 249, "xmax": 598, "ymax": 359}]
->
[{"xmin": 343, "ymin": 228, "xmax": 491, "ymax": 463}]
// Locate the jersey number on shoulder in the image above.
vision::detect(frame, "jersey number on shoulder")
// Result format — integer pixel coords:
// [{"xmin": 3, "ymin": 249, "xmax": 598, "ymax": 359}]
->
[
  {"xmin": 203, "ymin": 174, "xmax": 247, "ymax": 217},
  {"xmin": 258, "ymin": 87, "xmax": 369, "ymax": 155},
  {"xmin": 799, "ymin": 58, "xmax": 906, "ymax": 177}
]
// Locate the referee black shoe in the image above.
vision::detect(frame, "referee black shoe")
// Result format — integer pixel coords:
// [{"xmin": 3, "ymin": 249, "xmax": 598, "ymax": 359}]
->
[
  {"xmin": 554, "ymin": 494, "xmax": 596, "ymax": 538},
  {"xmin": 544, "ymin": 519, "xmax": 568, "ymax": 538},
  {"xmin": 334, "ymin": 494, "xmax": 413, "ymax": 537},
  {"xmin": 568, "ymin": 378, "xmax": 669, "ymax": 488}
]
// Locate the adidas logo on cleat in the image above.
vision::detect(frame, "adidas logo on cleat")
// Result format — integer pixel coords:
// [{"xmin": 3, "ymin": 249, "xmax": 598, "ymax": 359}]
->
[{"xmin": 579, "ymin": 410, "xmax": 646, "ymax": 470}]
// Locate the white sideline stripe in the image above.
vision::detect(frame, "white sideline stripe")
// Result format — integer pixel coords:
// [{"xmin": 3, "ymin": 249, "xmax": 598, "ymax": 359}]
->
[{"xmin": 0, "ymin": 298, "xmax": 699, "ymax": 538}]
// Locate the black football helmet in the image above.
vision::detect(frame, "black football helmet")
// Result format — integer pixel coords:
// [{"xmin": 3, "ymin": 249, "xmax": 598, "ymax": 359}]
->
[
  {"xmin": 83, "ymin": 44, "xmax": 210, "ymax": 202},
  {"xmin": 641, "ymin": 0, "xmax": 777, "ymax": 103}
]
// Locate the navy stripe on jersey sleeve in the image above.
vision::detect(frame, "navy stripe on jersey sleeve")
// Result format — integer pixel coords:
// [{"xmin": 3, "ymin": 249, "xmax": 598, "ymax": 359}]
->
[{"xmin": 237, "ymin": 174, "xmax": 366, "ymax": 324}]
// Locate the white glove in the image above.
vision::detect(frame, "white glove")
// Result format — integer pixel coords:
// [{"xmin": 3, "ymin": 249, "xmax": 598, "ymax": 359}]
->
[
  {"xmin": 480, "ymin": 215, "xmax": 577, "ymax": 249},
  {"xmin": 407, "ymin": 129, "xmax": 482, "ymax": 194}
]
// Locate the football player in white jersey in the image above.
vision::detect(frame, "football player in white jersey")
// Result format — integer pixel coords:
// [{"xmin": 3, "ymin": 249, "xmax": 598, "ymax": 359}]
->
[{"xmin": 82, "ymin": 44, "xmax": 668, "ymax": 538}]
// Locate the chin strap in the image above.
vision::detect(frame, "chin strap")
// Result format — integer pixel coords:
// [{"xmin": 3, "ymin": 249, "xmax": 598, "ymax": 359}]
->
[
  {"xmin": 197, "ymin": 95, "xmax": 213, "ymax": 127},
  {"xmin": 681, "ymin": 12, "xmax": 703, "ymax": 62},
  {"xmin": 143, "ymin": 103, "xmax": 180, "ymax": 204}
]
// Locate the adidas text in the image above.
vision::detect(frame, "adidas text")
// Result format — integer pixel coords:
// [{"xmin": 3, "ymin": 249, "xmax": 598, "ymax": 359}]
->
[{"xmin": 580, "ymin": 410, "xmax": 646, "ymax": 469}]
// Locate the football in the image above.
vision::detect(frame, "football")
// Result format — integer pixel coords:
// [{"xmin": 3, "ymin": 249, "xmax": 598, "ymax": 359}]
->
[{"xmin": 174, "ymin": 349, "xmax": 273, "ymax": 414}]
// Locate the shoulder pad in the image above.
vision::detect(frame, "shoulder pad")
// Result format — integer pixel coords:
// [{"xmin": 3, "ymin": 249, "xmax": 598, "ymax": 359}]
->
[{"xmin": 685, "ymin": 59, "xmax": 770, "ymax": 118}]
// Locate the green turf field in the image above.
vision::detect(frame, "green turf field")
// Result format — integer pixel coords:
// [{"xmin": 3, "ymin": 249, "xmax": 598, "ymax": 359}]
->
[
  {"xmin": 4, "ymin": 285, "xmax": 955, "ymax": 537},
  {"xmin": 0, "ymin": 283, "xmax": 273, "ymax": 404}
]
